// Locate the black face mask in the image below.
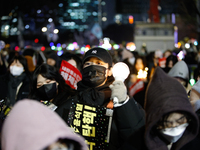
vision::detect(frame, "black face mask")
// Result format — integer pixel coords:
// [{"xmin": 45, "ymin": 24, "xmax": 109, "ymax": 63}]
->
[
  {"xmin": 37, "ymin": 82, "xmax": 57, "ymax": 100},
  {"xmin": 82, "ymin": 65, "xmax": 107, "ymax": 87}
]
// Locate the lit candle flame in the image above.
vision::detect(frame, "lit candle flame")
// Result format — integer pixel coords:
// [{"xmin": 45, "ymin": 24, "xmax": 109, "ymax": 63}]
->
[{"xmin": 137, "ymin": 67, "xmax": 148, "ymax": 79}]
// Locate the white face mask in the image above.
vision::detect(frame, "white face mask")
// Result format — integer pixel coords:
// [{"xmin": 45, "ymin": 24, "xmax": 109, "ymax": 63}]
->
[
  {"xmin": 10, "ymin": 65, "xmax": 24, "ymax": 76},
  {"xmin": 159, "ymin": 123, "xmax": 189, "ymax": 143}
]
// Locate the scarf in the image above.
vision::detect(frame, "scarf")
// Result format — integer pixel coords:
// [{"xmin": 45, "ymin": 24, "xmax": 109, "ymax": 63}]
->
[
  {"xmin": 7, "ymin": 72, "xmax": 26, "ymax": 106},
  {"xmin": 77, "ymin": 81, "xmax": 112, "ymax": 107}
]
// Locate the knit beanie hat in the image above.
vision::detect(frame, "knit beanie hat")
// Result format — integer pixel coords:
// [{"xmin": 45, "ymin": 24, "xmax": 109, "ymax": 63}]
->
[{"xmin": 168, "ymin": 60, "xmax": 189, "ymax": 81}]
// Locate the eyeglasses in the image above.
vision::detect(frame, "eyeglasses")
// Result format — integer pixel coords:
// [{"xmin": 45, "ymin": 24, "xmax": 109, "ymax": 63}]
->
[{"xmin": 163, "ymin": 115, "xmax": 187, "ymax": 128}]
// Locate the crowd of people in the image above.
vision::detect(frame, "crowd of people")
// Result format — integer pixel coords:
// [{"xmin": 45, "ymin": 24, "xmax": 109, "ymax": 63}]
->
[{"xmin": 0, "ymin": 44, "xmax": 200, "ymax": 150}]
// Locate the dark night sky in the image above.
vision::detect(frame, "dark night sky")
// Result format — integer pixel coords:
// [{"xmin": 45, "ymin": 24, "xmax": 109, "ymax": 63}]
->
[{"xmin": 1, "ymin": 0, "xmax": 62, "ymax": 16}]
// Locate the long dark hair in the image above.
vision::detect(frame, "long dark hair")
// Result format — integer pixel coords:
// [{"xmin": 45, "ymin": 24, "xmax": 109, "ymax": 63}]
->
[{"xmin": 29, "ymin": 63, "xmax": 76, "ymax": 105}]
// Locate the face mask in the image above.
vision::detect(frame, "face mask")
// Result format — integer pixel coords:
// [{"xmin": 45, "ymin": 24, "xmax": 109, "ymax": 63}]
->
[
  {"xmin": 159, "ymin": 123, "xmax": 188, "ymax": 143},
  {"xmin": 10, "ymin": 65, "xmax": 24, "ymax": 76},
  {"xmin": 37, "ymin": 82, "xmax": 57, "ymax": 101},
  {"xmin": 82, "ymin": 65, "xmax": 107, "ymax": 87}
]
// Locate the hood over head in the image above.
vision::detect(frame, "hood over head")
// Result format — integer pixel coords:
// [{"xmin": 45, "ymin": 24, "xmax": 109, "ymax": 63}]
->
[
  {"xmin": 1, "ymin": 99, "xmax": 88, "ymax": 150},
  {"xmin": 144, "ymin": 67, "xmax": 198, "ymax": 150},
  {"xmin": 168, "ymin": 60, "xmax": 189, "ymax": 81}
]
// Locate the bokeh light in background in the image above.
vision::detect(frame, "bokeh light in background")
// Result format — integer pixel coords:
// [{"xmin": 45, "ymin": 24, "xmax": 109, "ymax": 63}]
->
[
  {"xmin": 53, "ymin": 29, "xmax": 59, "ymax": 34},
  {"xmin": 34, "ymin": 38, "xmax": 39, "ymax": 43},
  {"xmin": 126, "ymin": 42, "xmax": 136, "ymax": 51},
  {"xmin": 101, "ymin": 37, "xmax": 112, "ymax": 50},
  {"xmin": 57, "ymin": 50, "xmax": 63, "ymax": 56},
  {"xmin": 51, "ymin": 46, "xmax": 56, "ymax": 50},
  {"xmin": 42, "ymin": 27, "xmax": 47, "ymax": 32},
  {"xmin": 185, "ymin": 43, "xmax": 190, "ymax": 49},
  {"xmin": 67, "ymin": 43, "xmax": 75, "ymax": 50},
  {"xmin": 190, "ymin": 79, "xmax": 195, "ymax": 86},
  {"xmin": 194, "ymin": 41, "xmax": 198, "ymax": 46},
  {"xmin": 15, "ymin": 46, "xmax": 19, "ymax": 51},
  {"xmin": 41, "ymin": 46, "xmax": 45, "ymax": 51},
  {"xmin": 50, "ymin": 42, "xmax": 54, "ymax": 47},
  {"xmin": 113, "ymin": 44, "xmax": 120, "ymax": 50}
]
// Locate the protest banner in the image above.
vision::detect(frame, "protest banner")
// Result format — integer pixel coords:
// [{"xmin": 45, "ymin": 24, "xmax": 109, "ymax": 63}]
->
[
  {"xmin": 67, "ymin": 101, "xmax": 113, "ymax": 150},
  {"xmin": 59, "ymin": 60, "xmax": 82, "ymax": 89},
  {"xmin": 129, "ymin": 79, "xmax": 145, "ymax": 97}
]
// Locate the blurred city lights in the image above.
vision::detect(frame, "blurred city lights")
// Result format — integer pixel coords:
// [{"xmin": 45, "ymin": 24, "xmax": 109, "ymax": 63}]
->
[
  {"xmin": 129, "ymin": 16, "xmax": 134, "ymax": 24},
  {"xmin": 113, "ymin": 44, "xmax": 120, "ymax": 49},
  {"xmin": 102, "ymin": 38, "xmax": 112, "ymax": 50},
  {"xmin": 102, "ymin": 17, "xmax": 107, "ymax": 22},
  {"xmin": 57, "ymin": 47, "xmax": 62, "ymax": 51},
  {"xmin": 53, "ymin": 29, "xmax": 59, "ymax": 34},
  {"xmin": 51, "ymin": 46, "xmax": 56, "ymax": 50},
  {"xmin": 67, "ymin": 43, "xmax": 75, "ymax": 50},
  {"xmin": 57, "ymin": 43, "xmax": 61, "ymax": 47},
  {"xmin": 62, "ymin": 44, "xmax": 67, "ymax": 48},
  {"xmin": 12, "ymin": 18, "xmax": 17, "ymax": 23},
  {"xmin": 37, "ymin": 10, "xmax": 41, "ymax": 14},
  {"xmin": 5, "ymin": 25, "xmax": 9, "ymax": 30},
  {"xmin": 25, "ymin": 25, "xmax": 30, "ymax": 29},
  {"xmin": 185, "ymin": 43, "xmax": 190, "ymax": 49},
  {"xmin": 57, "ymin": 50, "xmax": 63, "ymax": 56},
  {"xmin": 41, "ymin": 46, "xmax": 45, "ymax": 51},
  {"xmin": 48, "ymin": 18, "xmax": 53, "ymax": 22},
  {"xmin": 34, "ymin": 38, "xmax": 39, "ymax": 43},
  {"xmin": 194, "ymin": 41, "xmax": 198, "ymax": 46},
  {"xmin": 0, "ymin": 40, "xmax": 5, "ymax": 50},
  {"xmin": 92, "ymin": 12, "xmax": 98, "ymax": 16},
  {"xmin": 50, "ymin": 42, "xmax": 54, "ymax": 47},
  {"xmin": 73, "ymin": 42, "xmax": 79, "ymax": 49},
  {"xmin": 70, "ymin": 2, "xmax": 80, "ymax": 7},
  {"xmin": 15, "ymin": 46, "xmax": 19, "ymax": 51},
  {"xmin": 81, "ymin": 47, "xmax": 85, "ymax": 51},
  {"xmin": 42, "ymin": 27, "xmax": 47, "ymax": 32},
  {"xmin": 85, "ymin": 45, "xmax": 90, "ymax": 49},
  {"xmin": 177, "ymin": 42, "xmax": 181, "ymax": 48},
  {"xmin": 126, "ymin": 42, "xmax": 136, "ymax": 51},
  {"xmin": 58, "ymin": 3, "xmax": 63, "ymax": 7},
  {"xmin": 190, "ymin": 79, "xmax": 195, "ymax": 86},
  {"xmin": 158, "ymin": 5, "xmax": 162, "ymax": 11}
]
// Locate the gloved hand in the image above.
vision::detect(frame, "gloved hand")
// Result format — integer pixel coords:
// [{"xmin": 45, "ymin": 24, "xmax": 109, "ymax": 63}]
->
[{"xmin": 109, "ymin": 80, "xmax": 127, "ymax": 104}]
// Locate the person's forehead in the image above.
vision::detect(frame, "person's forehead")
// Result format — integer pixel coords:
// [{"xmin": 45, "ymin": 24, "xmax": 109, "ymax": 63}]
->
[
  {"xmin": 167, "ymin": 112, "xmax": 184, "ymax": 121},
  {"xmin": 37, "ymin": 74, "xmax": 46, "ymax": 82},
  {"xmin": 85, "ymin": 57, "xmax": 104, "ymax": 62},
  {"xmin": 13, "ymin": 59, "xmax": 20, "ymax": 63}
]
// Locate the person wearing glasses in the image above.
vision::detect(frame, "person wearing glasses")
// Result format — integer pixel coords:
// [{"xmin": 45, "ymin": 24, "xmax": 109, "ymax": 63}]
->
[
  {"xmin": 144, "ymin": 67, "xmax": 198, "ymax": 150},
  {"xmin": 121, "ymin": 67, "xmax": 199, "ymax": 150}
]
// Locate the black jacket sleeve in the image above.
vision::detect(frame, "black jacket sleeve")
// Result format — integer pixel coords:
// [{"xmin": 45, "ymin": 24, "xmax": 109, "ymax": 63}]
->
[{"xmin": 114, "ymin": 97, "xmax": 145, "ymax": 147}]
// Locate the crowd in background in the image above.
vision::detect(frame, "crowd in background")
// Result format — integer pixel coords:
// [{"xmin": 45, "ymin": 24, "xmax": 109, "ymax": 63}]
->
[{"xmin": 0, "ymin": 43, "xmax": 200, "ymax": 150}]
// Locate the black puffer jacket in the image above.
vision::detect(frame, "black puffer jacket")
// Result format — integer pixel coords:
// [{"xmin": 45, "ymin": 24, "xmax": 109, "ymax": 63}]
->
[{"xmin": 56, "ymin": 80, "xmax": 145, "ymax": 150}]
